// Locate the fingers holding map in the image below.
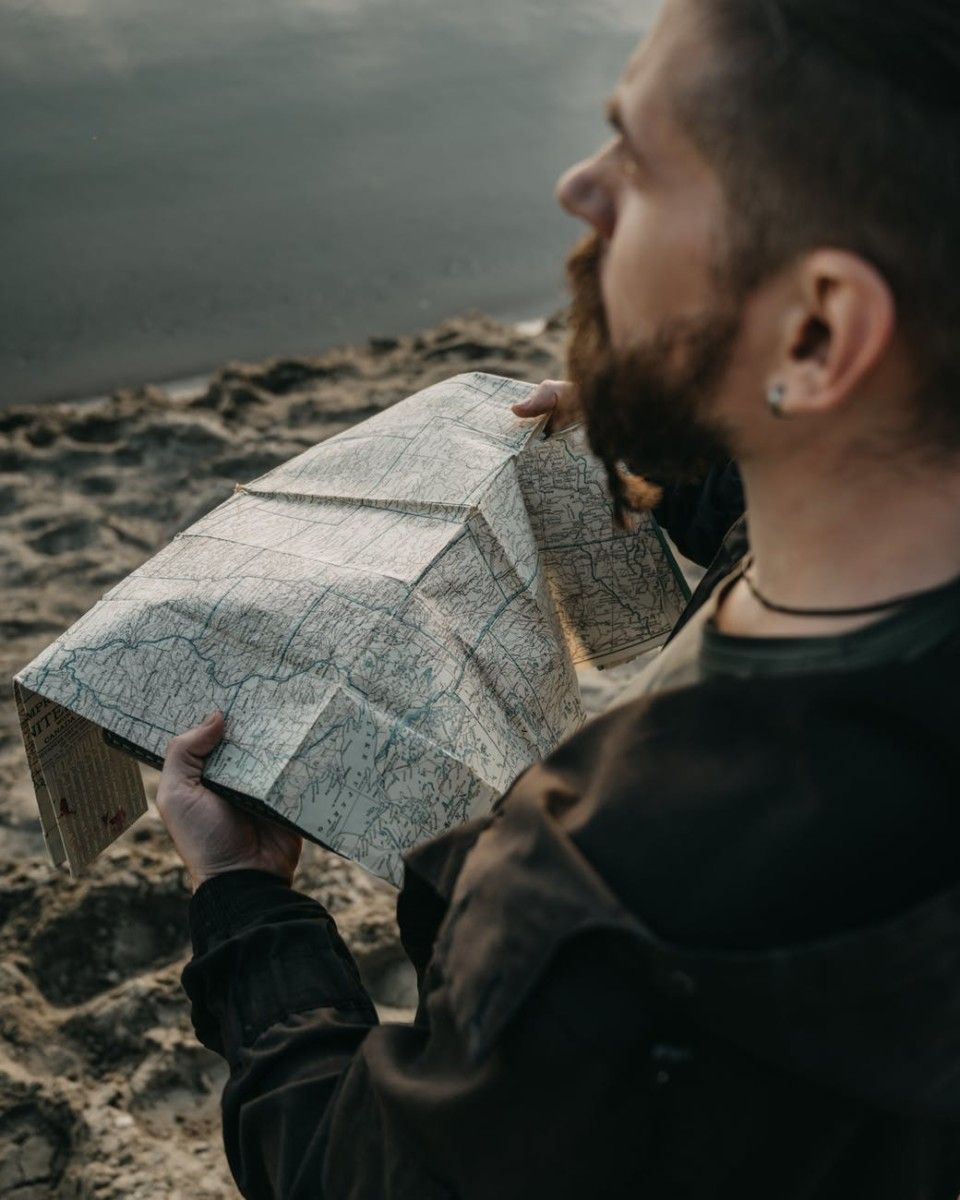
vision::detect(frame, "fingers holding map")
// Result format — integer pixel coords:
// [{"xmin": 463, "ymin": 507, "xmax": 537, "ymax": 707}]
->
[{"xmin": 13, "ymin": 373, "xmax": 688, "ymax": 883}]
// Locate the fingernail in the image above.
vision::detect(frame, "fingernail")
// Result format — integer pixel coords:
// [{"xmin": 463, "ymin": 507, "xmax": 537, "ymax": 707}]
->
[{"xmin": 203, "ymin": 710, "xmax": 220, "ymax": 724}]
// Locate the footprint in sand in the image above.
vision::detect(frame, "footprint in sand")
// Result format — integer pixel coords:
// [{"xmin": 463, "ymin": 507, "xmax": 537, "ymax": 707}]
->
[
  {"xmin": 78, "ymin": 473, "xmax": 118, "ymax": 496},
  {"xmin": 28, "ymin": 882, "xmax": 190, "ymax": 1007},
  {"xmin": 24, "ymin": 517, "xmax": 98, "ymax": 556},
  {"xmin": 0, "ymin": 1085, "xmax": 73, "ymax": 1200},
  {"xmin": 64, "ymin": 414, "xmax": 123, "ymax": 445},
  {"xmin": 127, "ymin": 1039, "xmax": 227, "ymax": 1139}
]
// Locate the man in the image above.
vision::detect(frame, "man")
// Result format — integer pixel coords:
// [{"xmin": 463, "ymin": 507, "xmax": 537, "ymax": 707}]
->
[{"xmin": 157, "ymin": 0, "xmax": 960, "ymax": 1195}]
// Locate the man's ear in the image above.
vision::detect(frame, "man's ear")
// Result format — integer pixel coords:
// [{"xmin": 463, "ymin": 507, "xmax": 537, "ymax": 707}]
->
[{"xmin": 768, "ymin": 250, "xmax": 895, "ymax": 418}]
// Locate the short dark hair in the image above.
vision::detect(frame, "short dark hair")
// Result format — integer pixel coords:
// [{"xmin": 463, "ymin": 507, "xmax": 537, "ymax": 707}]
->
[{"xmin": 677, "ymin": 0, "xmax": 960, "ymax": 452}]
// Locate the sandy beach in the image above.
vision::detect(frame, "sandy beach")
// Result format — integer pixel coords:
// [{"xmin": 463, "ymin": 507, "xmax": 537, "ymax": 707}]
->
[{"xmin": 1, "ymin": 309, "xmax": 663, "ymax": 1197}]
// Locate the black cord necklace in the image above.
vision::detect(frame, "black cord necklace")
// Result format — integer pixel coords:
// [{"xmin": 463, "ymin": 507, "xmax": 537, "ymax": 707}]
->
[{"xmin": 739, "ymin": 556, "xmax": 960, "ymax": 619}]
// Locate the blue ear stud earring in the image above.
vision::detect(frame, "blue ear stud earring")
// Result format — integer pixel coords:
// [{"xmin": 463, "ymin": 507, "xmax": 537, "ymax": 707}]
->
[{"xmin": 766, "ymin": 383, "xmax": 788, "ymax": 418}]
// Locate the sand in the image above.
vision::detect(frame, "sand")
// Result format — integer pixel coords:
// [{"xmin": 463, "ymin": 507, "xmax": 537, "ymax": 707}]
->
[{"xmin": 1, "ymin": 310, "xmax": 637, "ymax": 1198}]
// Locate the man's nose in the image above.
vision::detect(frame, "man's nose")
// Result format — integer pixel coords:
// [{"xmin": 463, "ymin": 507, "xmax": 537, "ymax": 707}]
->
[{"xmin": 555, "ymin": 154, "xmax": 614, "ymax": 238}]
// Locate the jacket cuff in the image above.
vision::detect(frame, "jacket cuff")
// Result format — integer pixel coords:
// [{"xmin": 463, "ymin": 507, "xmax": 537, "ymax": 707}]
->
[
  {"xmin": 183, "ymin": 869, "xmax": 378, "ymax": 1062},
  {"xmin": 189, "ymin": 869, "xmax": 300, "ymax": 956}
]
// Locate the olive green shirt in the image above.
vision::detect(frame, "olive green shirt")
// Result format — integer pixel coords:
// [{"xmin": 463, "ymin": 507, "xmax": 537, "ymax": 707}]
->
[{"xmin": 624, "ymin": 562, "xmax": 960, "ymax": 700}]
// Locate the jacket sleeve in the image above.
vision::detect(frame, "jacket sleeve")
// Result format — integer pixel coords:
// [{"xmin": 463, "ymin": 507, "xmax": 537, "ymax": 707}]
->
[
  {"xmin": 181, "ymin": 867, "xmax": 656, "ymax": 1200},
  {"xmin": 654, "ymin": 462, "xmax": 744, "ymax": 568}
]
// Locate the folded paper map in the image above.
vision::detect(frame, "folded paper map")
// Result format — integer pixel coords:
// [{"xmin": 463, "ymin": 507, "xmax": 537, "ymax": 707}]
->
[{"xmin": 14, "ymin": 372, "xmax": 688, "ymax": 883}]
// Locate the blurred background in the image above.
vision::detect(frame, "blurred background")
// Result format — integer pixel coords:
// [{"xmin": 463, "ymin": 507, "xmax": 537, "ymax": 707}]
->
[{"xmin": 1, "ymin": 0, "xmax": 657, "ymax": 407}]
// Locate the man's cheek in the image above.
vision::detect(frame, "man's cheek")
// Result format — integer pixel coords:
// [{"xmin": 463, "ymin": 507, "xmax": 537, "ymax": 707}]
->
[
  {"xmin": 601, "ymin": 258, "xmax": 634, "ymax": 348},
  {"xmin": 604, "ymin": 272, "xmax": 655, "ymax": 351},
  {"xmin": 604, "ymin": 230, "xmax": 665, "ymax": 348}
]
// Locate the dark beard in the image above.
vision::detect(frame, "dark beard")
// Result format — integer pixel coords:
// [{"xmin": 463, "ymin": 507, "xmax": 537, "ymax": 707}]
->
[{"xmin": 565, "ymin": 232, "xmax": 738, "ymax": 525}]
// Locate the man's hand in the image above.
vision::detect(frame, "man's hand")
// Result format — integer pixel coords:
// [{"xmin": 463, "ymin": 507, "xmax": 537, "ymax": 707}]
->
[
  {"xmin": 511, "ymin": 379, "xmax": 581, "ymax": 432},
  {"xmin": 156, "ymin": 712, "xmax": 302, "ymax": 892}
]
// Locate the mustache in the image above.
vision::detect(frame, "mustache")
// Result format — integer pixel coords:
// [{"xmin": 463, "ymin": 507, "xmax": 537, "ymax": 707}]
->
[
  {"xmin": 564, "ymin": 231, "xmax": 611, "ymax": 413},
  {"xmin": 565, "ymin": 231, "xmax": 605, "ymax": 308},
  {"xmin": 564, "ymin": 232, "xmax": 607, "ymax": 340}
]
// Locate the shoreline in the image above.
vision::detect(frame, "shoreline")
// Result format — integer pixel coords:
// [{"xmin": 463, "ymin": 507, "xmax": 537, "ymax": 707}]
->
[
  {"xmin": 10, "ymin": 313, "xmax": 558, "ymax": 415},
  {"xmin": 72, "ymin": 316, "xmax": 551, "ymax": 412}
]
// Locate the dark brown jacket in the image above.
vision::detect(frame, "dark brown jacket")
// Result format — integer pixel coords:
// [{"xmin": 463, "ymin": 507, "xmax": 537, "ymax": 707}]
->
[{"xmin": 182, "ymin": 480, "xmax": 960, "ymax": 1198}]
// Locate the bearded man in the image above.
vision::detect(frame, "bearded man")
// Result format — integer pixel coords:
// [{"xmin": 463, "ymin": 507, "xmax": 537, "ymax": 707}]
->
[{"xmin": 156, "ymin": 0, "xmax": 960, "ymax": 1195}]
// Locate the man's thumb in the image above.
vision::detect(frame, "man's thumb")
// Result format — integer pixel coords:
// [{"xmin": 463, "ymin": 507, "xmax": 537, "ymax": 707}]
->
[{"xmin": 167, "ymin": 711, "xmax": 225, "ymax": 770}]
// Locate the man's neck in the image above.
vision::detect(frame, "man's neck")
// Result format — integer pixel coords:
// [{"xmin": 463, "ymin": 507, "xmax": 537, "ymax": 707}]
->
[{"xmin": 714, "ymin": 450, "xmax": 960, "ymax": 639}]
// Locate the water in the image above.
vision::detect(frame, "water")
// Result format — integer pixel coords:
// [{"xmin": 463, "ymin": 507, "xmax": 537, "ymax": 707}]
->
[{"xmin": 0, "ymin": 0, "xmax": 656, "ymax": 407}]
